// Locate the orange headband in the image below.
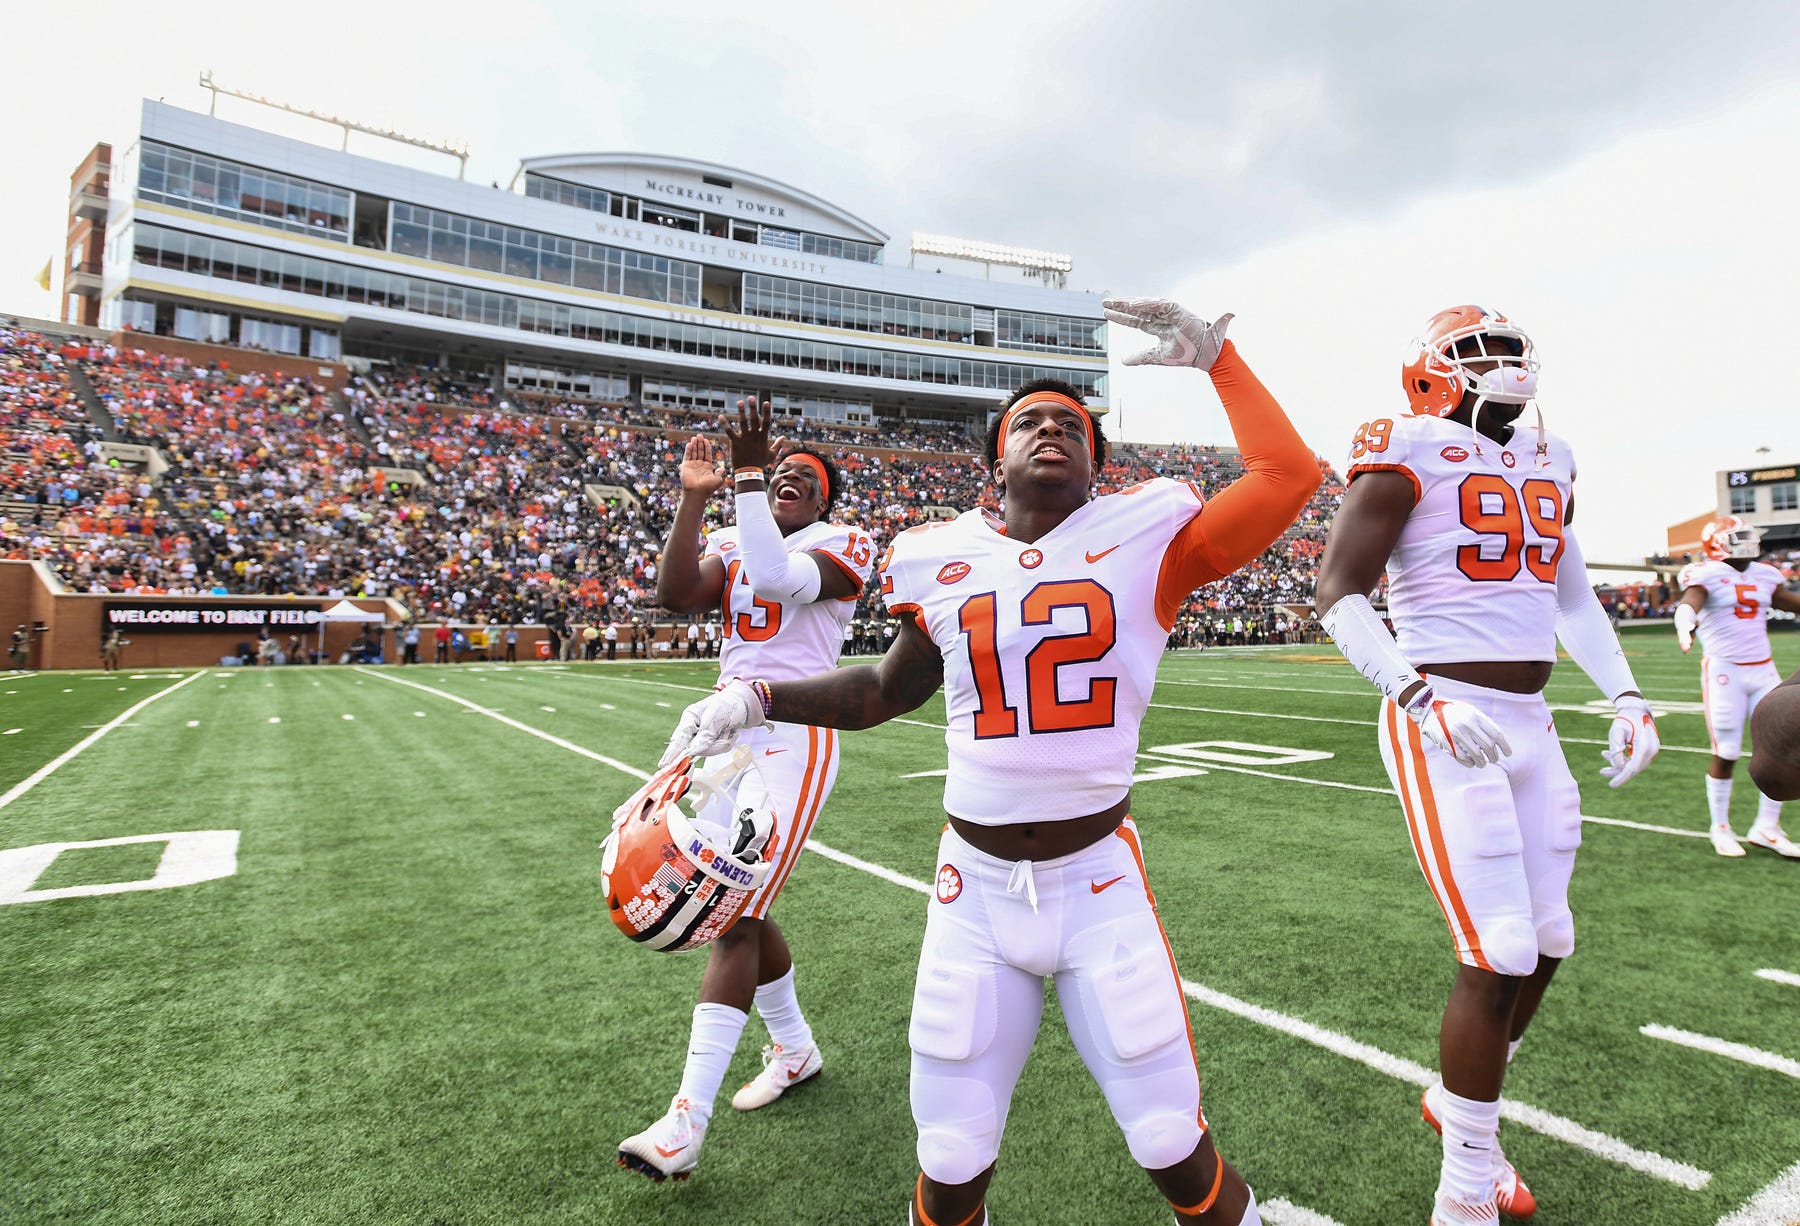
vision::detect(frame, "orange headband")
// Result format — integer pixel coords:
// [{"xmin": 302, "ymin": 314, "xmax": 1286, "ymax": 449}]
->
[
  {"xmin": 998, "ymin": 391, "xmax": 1096, "ymax": 459},
  {"xmin": 779, "ymin": 452, "xmax": 830, "ymax": 501}
]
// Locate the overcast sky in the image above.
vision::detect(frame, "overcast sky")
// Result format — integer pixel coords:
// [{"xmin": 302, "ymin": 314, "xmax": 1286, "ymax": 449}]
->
[{"xmin": 5, "ymin": 0, "xmax": 1798, "ymax": 566}]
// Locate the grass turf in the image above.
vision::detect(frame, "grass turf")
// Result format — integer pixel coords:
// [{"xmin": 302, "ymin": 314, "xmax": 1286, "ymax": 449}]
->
[{"xmin": 1, "ymin": 634, "xmax": 1796, "ymax": 1223}]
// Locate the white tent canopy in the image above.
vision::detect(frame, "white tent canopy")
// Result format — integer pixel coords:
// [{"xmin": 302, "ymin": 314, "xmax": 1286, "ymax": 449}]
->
[{"xmin": 320, "ymin": 600, "xmax": 384, "ymax": 623}]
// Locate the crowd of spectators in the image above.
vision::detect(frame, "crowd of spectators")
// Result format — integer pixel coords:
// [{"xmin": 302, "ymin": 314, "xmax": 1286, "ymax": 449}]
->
[{"xmin": 3, "ymin": 329, "xmax": 1351, "ymax": 640}]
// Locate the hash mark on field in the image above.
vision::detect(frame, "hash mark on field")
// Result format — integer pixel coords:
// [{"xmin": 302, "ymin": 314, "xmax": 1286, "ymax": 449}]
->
[
  {"xmin": 1717, "ymin": 1158, "xmax": 1800, "ymax": 1225},
  {"xmin": 186, "ymin": 721, "xmax": 199, "ymax": 728},
  {"xmin": 655, "ymin": 701, "xmax": 671, "ymax": 707},
  {"xmin": 413, "ymin": 711, "xmax": 426, "ymax": 718},
  {"xmin": 1754, "ymin": 969, "xmax": 1800, "ymax": 990},
  {"xmin": 268, "ymin": 717, "xmax": 280, "ymax": 724},
  {"xmin": 3, "ymin": 728, "xmax": 19, "ymax": 735},
  {"xmin": 600, "ymin": 704, "xmax": 615, "ymax": 710},
  {"xmin": 342, "ymin": 714, "xmax": 355, "ymax": 721},
  {"xmin": 540, "ymin": 706, "xmax": 556, "ymax": 712},
  {"xmin": 1641, "ymin": 1025, "xmax": 1800, "ymax": 1079}
]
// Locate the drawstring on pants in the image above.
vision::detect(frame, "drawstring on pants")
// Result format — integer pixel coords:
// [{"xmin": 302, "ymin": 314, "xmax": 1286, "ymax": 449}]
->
[{"xmin": 1005, "ymin": 858, "xmax": 1039, "ymax": 914}]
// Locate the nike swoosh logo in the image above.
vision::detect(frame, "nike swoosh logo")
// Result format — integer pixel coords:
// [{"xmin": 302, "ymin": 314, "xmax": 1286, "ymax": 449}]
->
[
  {"xmin": 763, "ymin": 748, "xmax": 787, "ymax": 756},
  {"xmin": 1085, "ymin": 544, "xmax": 1121, "ymax": 563},
  {"xmin": 1091, "ymin": 875, "xmax": 1126, "ymax": 894},
  {"xmin": 655, "ymin": 1144, "xmax": 686, "ymax": 1158}
]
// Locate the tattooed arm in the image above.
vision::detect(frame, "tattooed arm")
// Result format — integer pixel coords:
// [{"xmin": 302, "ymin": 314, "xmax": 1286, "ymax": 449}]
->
[{"xmin": 767, "ymin": 614, "xmax": 943, "ymax": 729}]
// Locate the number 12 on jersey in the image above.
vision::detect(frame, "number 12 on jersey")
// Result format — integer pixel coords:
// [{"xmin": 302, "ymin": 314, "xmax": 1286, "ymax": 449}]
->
[{"xmin": 958, "ymin": 580, "xmax": 1117, "ymax": 738}]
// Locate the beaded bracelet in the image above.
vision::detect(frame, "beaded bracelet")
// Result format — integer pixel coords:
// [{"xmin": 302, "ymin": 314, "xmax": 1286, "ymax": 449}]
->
[{"xmin": 747, "ymin": 678, "xmax": 774, "ymax": 718}]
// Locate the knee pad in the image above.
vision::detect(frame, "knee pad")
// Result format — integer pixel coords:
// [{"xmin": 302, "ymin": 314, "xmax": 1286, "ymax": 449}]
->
[
  {"xmin": 1536, "ymin": 909, "xmax": 1575, "ymax": 960},
  {"xmin": 1714, "ymin": 742, "xmax": 1742, "ymax": 762},
  {"xmin": 913, "ymin": 1077, "xmax": 1001, "ymax": 1186},
  {"xmin": 1122, "ymin": 1107, "xmax": 1203, "ymax": 1171},
  {"xmin": 1481, "ymin": 915, "xmax": 1541, "ymax": 978}
]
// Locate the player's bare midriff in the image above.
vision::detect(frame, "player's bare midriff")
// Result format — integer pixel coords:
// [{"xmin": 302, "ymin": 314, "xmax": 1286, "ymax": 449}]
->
[
  {"xmin": 1419, "ymin": 659, "xmax": 1554, "ymax": 695},
  {"xmin": 949, "ymin": 794, "xmax": 1132, "ymax": 861}
]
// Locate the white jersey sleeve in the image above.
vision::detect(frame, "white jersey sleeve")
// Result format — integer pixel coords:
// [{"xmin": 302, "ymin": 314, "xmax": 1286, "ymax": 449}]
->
[{"xmin": 707, "ymin": 520, "xmax": 880, "ymax": 682}]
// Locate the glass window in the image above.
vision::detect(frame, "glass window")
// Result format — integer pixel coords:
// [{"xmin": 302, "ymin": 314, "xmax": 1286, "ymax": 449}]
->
[
  {"xmin": 1730, "ymin": 486, "xmax": 1757, "ymax": 514},
  {"xmin": 1770, "ymin": 483, "xmax": 1797, "ymax": 512}
]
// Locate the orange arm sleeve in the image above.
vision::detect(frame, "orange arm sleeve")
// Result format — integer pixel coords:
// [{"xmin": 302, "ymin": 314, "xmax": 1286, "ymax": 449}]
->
[{"xmin": 1154, "ymin": 341, "xmax": 1322, "ymax": 629}]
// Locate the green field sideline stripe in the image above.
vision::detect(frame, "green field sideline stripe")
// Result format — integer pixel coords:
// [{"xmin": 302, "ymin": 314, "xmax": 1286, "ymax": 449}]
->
[
  {"xmin": 1639, "ymin": 1026, "xmax": 1800, "ymax": 1080},
  {"xmin": 0, "ymin": 670, "xmax": 210, "ymax": 814}
]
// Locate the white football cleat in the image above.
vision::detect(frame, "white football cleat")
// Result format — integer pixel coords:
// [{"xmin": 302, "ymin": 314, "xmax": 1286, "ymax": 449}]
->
[
  {"xmin": 1745, "ymin": 825, "xmax": 1800, "ymax": 859},
  {"xmin": 618, "ymin": 1096, "xmax": 707, "ymax": 1182},
  {"xmin": 1423, "ymin": 1086, "xmax": 1536, "ymax": 1219},
  {"xmin": 1710, "ymin": 826, "xmax": 1748, "ymax": 858},
  {"xmin": 731, "ymin": 1042, "xmax": 822, "ymax": 1111},
  {"xmin": 1432, "ymin": 1194, "xmax": 1500, "ymax": 1224}
]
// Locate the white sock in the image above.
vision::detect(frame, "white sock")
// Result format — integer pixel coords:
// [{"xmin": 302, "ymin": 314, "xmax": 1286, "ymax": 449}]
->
[
  {"xmin": 1707, "ymin": 775, "xmax": 1734, "ymax": 829},
  {"xmin": 1435, "ymin": 1087, "xmax": 1501, "ymax": 1203},
  {"xmin": 1752, "ymin": 793, "xmax": 1783, "ymax": 835},
  {"xmin": 1507, "ymin": 1038, "xmax": 1522, "ymax": 1065},
  {"xmin": 1237, "ymin": 1188, "xmax": 1261, "ymax": 1225},
  {"xmin": 754, "ymin": 966, "xmax": 815, "ymax": 1052},
  {"xmin": 676, "ymin": 1002, "xmax": 747, "ymax": 1116}
]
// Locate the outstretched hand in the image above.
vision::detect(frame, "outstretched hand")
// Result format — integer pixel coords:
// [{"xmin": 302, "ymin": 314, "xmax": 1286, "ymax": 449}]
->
[
  {"xmin": 1102, "ymin": 297, "xmax": 1234, "ymax": 371},
  {"xmin": 724, "ymin": 398, "xmax": 784, "ymax": 474},
  {"xmin": 678, "ymin": 433, "xmax": 729, "ymax": 496}
]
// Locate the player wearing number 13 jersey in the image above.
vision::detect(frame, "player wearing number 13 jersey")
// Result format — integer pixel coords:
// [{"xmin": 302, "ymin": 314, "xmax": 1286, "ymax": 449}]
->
[
  {"xmin": 661, "ymin": 299, "xmax": 1320, "ymax": 1226},
  {"xmin": 1315, "ymin": 306, "xmax": 1662, "ymax": 1225}
]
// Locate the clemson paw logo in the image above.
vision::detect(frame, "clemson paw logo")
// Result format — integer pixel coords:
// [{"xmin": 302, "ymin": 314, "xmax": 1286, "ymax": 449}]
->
[
  {"xmin": 1501, "ymin": 451, "xmax": 1517, "ymax": 468},
  {"xmin": 935, "ymin": 864, "xmax": 963, "ymax": 903},
  {"xmin": 936, "ymin": 561, "xmax": 971, "ymax": 584},
  {"xmin": 1018, "ymin": 549, "xmax": 1044, "ymax": 569}
]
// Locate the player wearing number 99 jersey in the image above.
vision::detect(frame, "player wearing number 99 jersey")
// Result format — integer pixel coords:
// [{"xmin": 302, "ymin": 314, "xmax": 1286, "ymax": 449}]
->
[
  {"xmin": 660, "ymin": 299, "xmax": 1320, "ymax": 1226},
  {"xmin": 1315, "ymin": 306, "xmax": 1660, "ymax": 1224}
]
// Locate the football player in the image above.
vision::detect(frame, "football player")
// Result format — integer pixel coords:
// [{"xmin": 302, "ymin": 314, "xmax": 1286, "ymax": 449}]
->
[
  {"xmin": 1749, "ymin": 667, "xmax": 1800, "ymax": 801},
  {"xmin": 662, "ymin": 299, "xmax": 1319, "ymax": 1226},
  {"xmin": 1673, "ymin": 517, "xmax": 1800, "ymax": 857},
  {"xmin": 1313, "ymin": 306, "xmax": 1662, "ymax": 1224},
  {"xmin": 618, "ymin": 404, "xmax": 879, "ymax": 1182}
]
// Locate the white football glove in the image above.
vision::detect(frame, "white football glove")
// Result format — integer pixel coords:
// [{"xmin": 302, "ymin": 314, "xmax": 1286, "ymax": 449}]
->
[
  {"xmin": 1102, "ymin": 297, "xmax": 1234, "ymax": 371},
  {"xmin": 659, "ymin": 679, "xmax": 766, "ymax": 767},
  {"xmin": 1601, "ymin": 696, "xmax": 1660, "ymax": 788},
  {"xmin": 1673, "ymin": 604, "xmax": 1696, "ymax": 654},
  {"xmin": 1406, "ymin": 689, "xmax": 1512, "ymax": 769}
]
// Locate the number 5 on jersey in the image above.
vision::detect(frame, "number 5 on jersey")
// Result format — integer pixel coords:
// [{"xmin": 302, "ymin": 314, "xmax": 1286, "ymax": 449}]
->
[{"xmin": 959, "ymin": 580, "xmax": 1117, "ymax": 738}]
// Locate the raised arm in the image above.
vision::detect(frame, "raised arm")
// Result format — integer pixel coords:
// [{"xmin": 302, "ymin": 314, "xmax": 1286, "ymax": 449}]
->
[
  {"xmin": 659, "ymin": 615, "xmax": 943, "ymax": 764},
  {"xmin": 724, "ymin": 399, "xmax": 861, "ymax": 603},
  {"xmin": 656, "ymin": 434, "xmax": 728, "ymax": 614}
]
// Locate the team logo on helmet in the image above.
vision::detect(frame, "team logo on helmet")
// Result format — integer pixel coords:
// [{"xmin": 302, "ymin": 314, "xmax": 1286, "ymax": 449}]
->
[
  {"xmin": 936, "ymin": 864, "xmax": 964, "ymax": 903},
  {"xmin": 601, "ymin": 751, "xmax": 778, "ymax": 953},
  {"xmin": 936, "ymin": 561, "xmax": 972, "ymax": 585},
  {"xmin": 1019, "ymin": 549, "xmax": 1044, "ymax": 569},
  {"xmin": 1701, "ymin": 515, "xmax": 1762, "ymax": 561}
]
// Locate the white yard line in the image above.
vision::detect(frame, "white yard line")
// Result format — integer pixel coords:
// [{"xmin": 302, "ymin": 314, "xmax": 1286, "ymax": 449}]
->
[
  {"xmin": 1754, "ymin": 969, "xmax": 1800, "ymax": 989},
  {"xmin": 383, "ymin": 683, "xmax": 1712, "ymax": 1194},
  {"xmin": 1717, "ymin": 1159, "xmax": 1800, "ymax": 1226},
  {"xmin": 1261, "ymin": 1199, "xmax": 1347, "ymax": 1226},
  {"xmin": 1640, "ymin": 1025, "xmax": 1800, "ymax": 1080},
  {"xmin": 0, "ymin": 670, "xmax": 209, "ymax": 814}
]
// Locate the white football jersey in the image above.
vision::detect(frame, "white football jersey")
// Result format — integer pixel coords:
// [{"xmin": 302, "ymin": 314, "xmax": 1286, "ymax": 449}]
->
[
  {"xmin": 880, "ymin": 478, "xmax": 1205, "ymax": 825},
  {"xmin": 1677, "ymin": 559, "xmax": 1785, "ymax": 664},
  {"xmin": 1345, "ymin": 413, "xmax": 1577, "ymax": 666},
  {"xmin": 703, "ymin": 519, "xmax": 878, "ymax": 683}
]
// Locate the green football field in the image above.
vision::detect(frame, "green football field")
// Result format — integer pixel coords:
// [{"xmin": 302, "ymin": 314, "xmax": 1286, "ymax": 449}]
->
[{"xmin": 2, "ymin": 632, "xmax": 1797, "ymax": 1225}]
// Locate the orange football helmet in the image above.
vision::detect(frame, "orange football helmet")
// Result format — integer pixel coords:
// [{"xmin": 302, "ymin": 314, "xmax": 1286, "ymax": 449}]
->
[
  {"xmin": 1701, "ymin": 515, "xmax": 1762, "ymax": 561},
  {"xmin": 1401, "ymin": 306, "xmax": 1540, "ymax": 417},
  {"xmin": 601, "ymin": 751, "xmax": 777, "ymax": 953}
]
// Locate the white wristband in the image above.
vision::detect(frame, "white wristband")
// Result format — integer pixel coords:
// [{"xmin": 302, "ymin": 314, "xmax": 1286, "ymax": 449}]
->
[{"xmin": 1320, "ymin": 593, "xmax": 1425, "ymax": 709}]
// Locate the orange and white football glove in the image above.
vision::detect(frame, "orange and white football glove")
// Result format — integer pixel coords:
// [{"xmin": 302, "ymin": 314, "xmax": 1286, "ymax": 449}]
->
[
  {"xmin": 1102, "ymin": 298, "xmax": 1234, "ymax": 372},
  {"xmin": 660, "ymin": 679, "xmax": 766, "ymax": 766},
  {"xmin": 1673, "ymin": 604, "xmax": 1697, "ymax": 654},
  {"xmin": 1405, "ymin": 688, "xmax": 1512, "ymax": 769},
  {"xmin": 1601, "ymin": 696, "xmax": 1659, "ymax": 788}
]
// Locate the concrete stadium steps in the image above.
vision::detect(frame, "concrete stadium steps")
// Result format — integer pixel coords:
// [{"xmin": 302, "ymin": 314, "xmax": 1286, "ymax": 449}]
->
[{"xmin": 64, "ymin": 365, "xmax": 122, "ymax": 442}]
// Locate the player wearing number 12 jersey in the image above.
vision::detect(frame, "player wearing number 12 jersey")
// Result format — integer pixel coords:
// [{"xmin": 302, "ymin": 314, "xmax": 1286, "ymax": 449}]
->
[
  {"xmin": 619, "ymin": 409, "xmax": 878, "ymax": 1183},
  {"xmin": 1673, "ymin": 517, "xmax": 1800, "ymax": 858},
  {"xmin": 1315, "ymin": 306, "xmax": 1662, "ymax": 1225},
  {"xmin": 662, "ymin": 299, "xmax": 1320, "ymax": 1226}
]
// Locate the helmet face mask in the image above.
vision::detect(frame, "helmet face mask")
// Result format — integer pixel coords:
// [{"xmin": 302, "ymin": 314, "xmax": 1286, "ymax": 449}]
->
[
  {"xmin": 601, "ymin": 751, "xmax": 778, "ymax": 953},
  {"xmin": 1402, "ymin": 306, "xmax": 1540, "ymax": 418},
  {"xmin": 1701, "ymin": 515, "xmax": 1762, "ymax": 561}
]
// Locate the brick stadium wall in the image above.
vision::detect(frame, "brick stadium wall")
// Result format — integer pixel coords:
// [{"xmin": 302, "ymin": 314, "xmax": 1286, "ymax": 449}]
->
[{"xmin": 105, "ymin": 332, "xmax": 347, "ymax": 391}]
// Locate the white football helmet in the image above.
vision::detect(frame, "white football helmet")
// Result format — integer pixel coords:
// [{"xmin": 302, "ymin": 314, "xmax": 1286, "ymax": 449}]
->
[
  {"xmin": 1701, "ymin": 515, "xmax": 1761, "ymax": 561},
  {"xmin": 601, "ymin": 749, "xmax": 777, "ymax": 953}
]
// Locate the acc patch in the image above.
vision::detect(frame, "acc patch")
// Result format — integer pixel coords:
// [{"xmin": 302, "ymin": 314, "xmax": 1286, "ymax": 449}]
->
[
  {"xmin": 720, "ymin": 540, "xmax": 738, "ymax": 552},
  {"xmin": 935, "ymin": 864, "xmax": 963, "ymax": 904},
  {"xmin": 936, "ymin": 561, "xmax": 971, "ymax": 585},
  {"xmin": 1440, "ymin": 446, "xmax": 1469, "ymax": 463},
  {"xmin": 1018, "ymin": 549, "xmax": 1044, "ymax": 570}
]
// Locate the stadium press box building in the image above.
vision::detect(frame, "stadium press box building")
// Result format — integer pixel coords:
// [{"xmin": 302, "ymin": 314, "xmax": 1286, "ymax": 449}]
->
[{"xmin": 91, "ymin": 99, "xmax": 1109, "ymax": 434}]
